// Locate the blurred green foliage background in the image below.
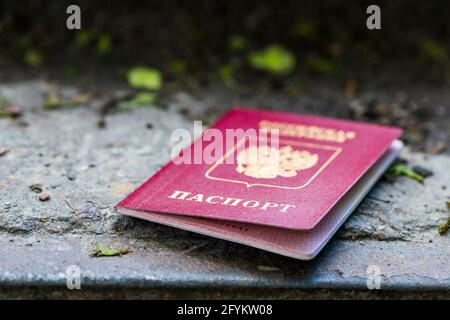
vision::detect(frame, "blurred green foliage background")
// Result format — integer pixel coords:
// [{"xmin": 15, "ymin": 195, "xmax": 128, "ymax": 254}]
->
[{"xmin": 0, "ymin": 0, "xmax": 449, "ymax": 84}]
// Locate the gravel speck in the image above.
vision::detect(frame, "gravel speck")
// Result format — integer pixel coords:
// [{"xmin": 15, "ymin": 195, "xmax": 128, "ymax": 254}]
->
[{"xmin": 39, "ymin": 193, "xmax": 51, "ymax": 202}]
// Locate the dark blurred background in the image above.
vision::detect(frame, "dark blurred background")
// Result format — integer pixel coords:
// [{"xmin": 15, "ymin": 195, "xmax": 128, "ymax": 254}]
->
[
  {"xmin": 0, "ymin": 0, "xmax": 449, "ymax": 153},
  {"xmin": 1, "ymin": 0, "xmax": 450, "ymax": 81}
]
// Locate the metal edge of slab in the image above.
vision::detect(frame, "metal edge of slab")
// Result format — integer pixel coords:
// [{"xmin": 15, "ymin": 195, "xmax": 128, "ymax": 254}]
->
[{"xmin": 0, "ymin": 236, "xmax": 449, "ymax": 291}]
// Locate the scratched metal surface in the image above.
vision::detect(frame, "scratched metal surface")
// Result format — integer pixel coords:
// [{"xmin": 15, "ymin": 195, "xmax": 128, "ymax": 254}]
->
[
  {"xmin": 1, "ymin": 236, "xmax": 450, "ymax": 290},
  {"xmin": 0, "ymin": 81, "xmax": 449, "ymax": 298}
]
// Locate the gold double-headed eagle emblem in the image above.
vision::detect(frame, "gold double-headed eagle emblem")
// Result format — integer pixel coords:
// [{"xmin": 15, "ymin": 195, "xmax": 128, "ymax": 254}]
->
[{"xmin": 236, "ymin": 145, "xmax": 319, "ymax": 179}]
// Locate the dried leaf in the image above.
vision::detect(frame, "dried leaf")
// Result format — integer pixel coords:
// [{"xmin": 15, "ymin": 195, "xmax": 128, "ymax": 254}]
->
[
  {"xmin": 66, "ymin": 93, "xmax": 93, "ymax": 106},
  {"xmin": 345, "ymin": 79, "xmax": 358, "ymax": 98},
  {"xmin": 90, "ymin": 242, "xmax": 131, "ymax": 257},
  {"xmin": 257, "ymin": 265, "xmax": 280, "ymax": 272},
  {"xmin": 44, "ymin": 89, "xmax": 92, "ymax": 109}
]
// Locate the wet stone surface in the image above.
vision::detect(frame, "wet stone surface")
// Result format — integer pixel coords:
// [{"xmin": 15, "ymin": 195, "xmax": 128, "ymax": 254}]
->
[{"xmin": 0, "ymin": 81, "xmax": 449, "ymax": 298}]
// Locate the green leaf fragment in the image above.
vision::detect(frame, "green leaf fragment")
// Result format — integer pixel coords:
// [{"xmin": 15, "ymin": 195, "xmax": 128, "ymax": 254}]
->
[
  {"xmin": 419, "ymin": 39, "xmax": 448, "ymax": 63},
  {"xmin": 386, "ymin": 163, "xmax": 425, "ymax": 184},
  {"xmin": 168, "ymin": 59, "xmax": 188, "ymax": 75},
  {"xmin": 127, "ymin": 67, "xmax": 162, "ymax": 90},
  {"xmin": 19, "ymin": 34, "xmax": 32, "ymax": 48},
  {"xmin": 217, "ymin": 65, "xmax": 235, "ymax": 87},
  {"xmin": 228, "ymin": 35, "xmax": 247, "ymax": 52},
  {"xmin": 24, "ymin": 49, "xmax": 44, "ymax": 67},
  {"xmin": 0, "ymin": 97, "xmax": 7, "ymax": 118},
  {"xmin": 90, "ymin": 242, "xmax": 131, "ymax": 257},
  {"xmin": 118, "ymin": 92, "xmax": 157, "ymax": 109},
  {"xmin": 292, "ymin": 22, "xmax": 315, "ymax": 38},
  {"xmin": 97, "ymin": 34, "xmax": 112, "ymax": 56},
  {"xmin": 43, "ymin": 88, "xmax": 92, "ymax": 109},
  {"xmin": 307, "ymin": 57, "xmax": 339, "ymax": 74},
  {"xmin": 438, "ymin": 201, "xmax": 450, "ymax": 236},
  {"xmin": 0, "ymin": 96, "xmax": 21, "ymax": 118},
  {"xmin": 439, "ymin": 218, "xmax": 450, "ymax": 236},
  {"xmin": 74, "ymin": 30, "xmax": 97, "ymax": 49},
  {"xmin": 249, "ymin": 45, "xmax": 296, "ymax": 76},
  {"xmin": 0, "ymin": 96, "xmax": 6, "ymax": 109},
  {"xmin": 43, "ymin": 89, "xmax": 61, "ymax": 109},
  {"xmin": 65, "ymin": 66, "xmax": 79, "ymax": 80}
]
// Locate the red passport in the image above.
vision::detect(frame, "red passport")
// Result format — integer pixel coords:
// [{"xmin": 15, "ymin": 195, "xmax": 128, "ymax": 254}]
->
[{"xmin": 117, "ymin": 108, "xmax": 402, "ymax": 259}]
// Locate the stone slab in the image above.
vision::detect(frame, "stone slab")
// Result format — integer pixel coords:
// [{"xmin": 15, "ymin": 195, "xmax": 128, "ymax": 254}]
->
[{"xmin": 0, "ymin": 81, "xmax": 449, "ymax": 298}]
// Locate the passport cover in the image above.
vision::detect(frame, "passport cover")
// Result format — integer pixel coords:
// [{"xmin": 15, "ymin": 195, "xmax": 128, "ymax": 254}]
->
[
  {"xmin": 117, "ymin": 108, "xmax": 402, "ymax": 230},
  {"xmin": 119, "ymin": 139, "xmax": 402, "ymax": 260}
]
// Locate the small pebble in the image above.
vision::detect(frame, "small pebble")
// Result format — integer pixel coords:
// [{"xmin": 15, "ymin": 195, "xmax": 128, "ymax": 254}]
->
[
  {"xmin": 412, "ymin": 165, "xmax": 433, "ymax": 178},
  {"xmin": 67, "ymin": 172, "xmax": 77, "ymax": 181},
  {"xmin": 97, "ymin": 118, "xmax": 106, "ymax": 129},
  {"xmin": 29, "ymin": 184, "xmax": 43, "ymax": 193},
  {"xmin": 6, "ymin": 105, "xmax": 22, "ymax": 118},
  {"xmin": 39, "ymin": 193, "xmax": 51, "ymax": 202},
  {"xmin": 0, "ymin": 148, "xmax": 9, "ymax": 157},
  {"xmin": 16, "ymin": 120, "xmax": 29, "ymax": 127}
]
